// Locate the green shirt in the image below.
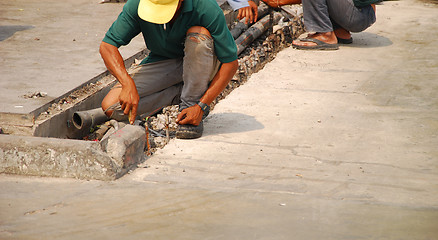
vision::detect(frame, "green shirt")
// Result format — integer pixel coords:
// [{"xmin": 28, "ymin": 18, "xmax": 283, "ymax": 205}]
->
[{"xmin": 103, "ymin": 0, "xmax": 238, "ymax": 64}]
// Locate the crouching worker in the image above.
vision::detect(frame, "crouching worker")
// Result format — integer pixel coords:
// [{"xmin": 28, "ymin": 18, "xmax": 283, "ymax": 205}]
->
[{"xmin": 100, "ymin": 0, "xmax": 238, "ymax": 139}]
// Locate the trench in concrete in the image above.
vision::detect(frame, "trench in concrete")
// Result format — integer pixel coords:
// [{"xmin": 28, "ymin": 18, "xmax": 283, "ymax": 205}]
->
[{"xmin": 0, "ymin": 3, "xmax": 304, "ymax": 180}]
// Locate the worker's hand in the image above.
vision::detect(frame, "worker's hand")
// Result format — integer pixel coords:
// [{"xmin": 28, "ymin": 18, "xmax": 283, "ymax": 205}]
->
[
  {"xmin": 237, "ymin": 1, "xmax": 258, "ymax": 24},
  {"xmin": 118, "ymin": 83, "xmax": 139, "ymax": 124},
  {"xmin": 176, "ymin": 105, "xmax": 203, "ymax": 126}
]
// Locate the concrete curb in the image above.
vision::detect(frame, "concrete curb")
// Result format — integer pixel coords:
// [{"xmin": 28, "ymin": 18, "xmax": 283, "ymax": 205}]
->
[{"xmin": 0, "ymin": 124, "xmax": 145, "ymax": 181}]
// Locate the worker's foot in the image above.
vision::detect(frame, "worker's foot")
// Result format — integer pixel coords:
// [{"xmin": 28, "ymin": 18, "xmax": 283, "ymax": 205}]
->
[
  {"xmin": 292, "ymin": 32, "xmax": 339, "ymax": 50},
  {"xmin": 176, "ymin": 121, "xmax": 204, "ymax": 139},
  {"xmin": 334, "ymin": 28, "xmax": 353, "ymax": 44}
]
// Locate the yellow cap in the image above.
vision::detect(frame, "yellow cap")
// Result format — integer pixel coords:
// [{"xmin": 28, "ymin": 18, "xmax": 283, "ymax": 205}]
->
[{"xmin": 138, "ymin": 0, "xmax": 180, "ymax": 24}]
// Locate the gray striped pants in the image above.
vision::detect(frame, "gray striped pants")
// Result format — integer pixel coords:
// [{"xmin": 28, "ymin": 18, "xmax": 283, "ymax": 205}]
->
[{"xmin": 302, "ymin": 0, "xmax": 376, "ymax": 33}]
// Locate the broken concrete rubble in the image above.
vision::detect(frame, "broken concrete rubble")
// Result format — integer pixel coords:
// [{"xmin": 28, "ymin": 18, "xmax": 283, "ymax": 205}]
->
[{"xmin": 100, "ymin": 124, "xmax": 146, "ymax": 169}]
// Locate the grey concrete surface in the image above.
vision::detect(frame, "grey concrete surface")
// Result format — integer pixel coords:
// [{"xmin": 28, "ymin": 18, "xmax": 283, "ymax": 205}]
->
[
  {"xmin": 1, "ymin": 0, "xmax": 438, "ymax": 239},
  {"xmin": 0, "ymin": 0, "xmax": 145, "ymax": 115}
]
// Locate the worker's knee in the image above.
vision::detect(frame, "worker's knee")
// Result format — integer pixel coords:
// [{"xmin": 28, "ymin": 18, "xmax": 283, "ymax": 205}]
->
[
  {"xmin": 101, "ymin": 86, "xmax": 121, "ymax": 117},
  {"xmin": 184, "ymin": 26, "xmax": 214, "ymax": 60},
  {"xmin": 101, "ymin": 99, "xmax": 113, "ymax": 117},
  {"xmin": 186, "ymin": 26, "xmax": 211, "ymax": 37}
]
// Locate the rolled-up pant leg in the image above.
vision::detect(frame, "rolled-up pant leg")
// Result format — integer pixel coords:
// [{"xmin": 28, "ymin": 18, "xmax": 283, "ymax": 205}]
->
[
  {"xmin": 302, "ymin": 0, "xmax": 334, "ymax": 33},
  {"xmin": 179, "ymin": 32, "xmax": 220, "ymax": 110},
  {"xmin": 303, "ymin": 0, "xmax": 376, "ymax": 33}
]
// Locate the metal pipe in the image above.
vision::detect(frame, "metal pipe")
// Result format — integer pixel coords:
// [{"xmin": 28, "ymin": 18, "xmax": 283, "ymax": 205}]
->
[
  {"xmin": 230, "ymin": 3, "xmax": 271, "ymax": 39},
  {"xmin": 72, "ymin": 108, "xmax": 109, "ymax": 131},
  {"xmin": 235, "ymin": 11, "xmax": 282, "ymax": 55}
]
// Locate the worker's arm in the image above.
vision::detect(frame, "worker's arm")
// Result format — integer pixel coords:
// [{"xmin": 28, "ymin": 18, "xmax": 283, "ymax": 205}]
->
[
  {"xmin": 176, "ymin": 59, "xmax": 239, "ymax": 126},
  {"xmin": 99, "ymin": 41, "xmax": 138, "ymax": 124}
]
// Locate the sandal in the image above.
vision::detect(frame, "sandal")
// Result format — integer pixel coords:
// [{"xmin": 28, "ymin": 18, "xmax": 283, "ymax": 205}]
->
[
  {"xmin": 292, "ymin": 38, "xmax": 339, "ymax": 50},
  {"xmin": 337, "ymin": 37, "xmax": 353, "ymax": 44}
]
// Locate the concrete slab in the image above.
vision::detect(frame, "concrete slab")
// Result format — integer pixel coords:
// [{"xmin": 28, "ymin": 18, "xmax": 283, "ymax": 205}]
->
[{"xmin": 0, "ymin": 0, "xmax": 437, "ymax": 239}]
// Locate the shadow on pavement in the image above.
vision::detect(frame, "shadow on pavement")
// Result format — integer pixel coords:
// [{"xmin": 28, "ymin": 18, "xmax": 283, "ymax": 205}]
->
[
  {"xmin": 204, "ymin": 112, "xmax": 264, "ymax": 135},
  {"xmin": 351, "ymin": 32, "xmax": 393, "ymax": 48},
  {"xmin": 0, "ymin": 25, "xmax": 34, "ymax": 41}
]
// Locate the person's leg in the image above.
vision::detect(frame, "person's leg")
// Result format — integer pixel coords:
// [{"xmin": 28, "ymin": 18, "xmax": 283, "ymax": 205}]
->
[
  {"xmin": 327, "ymin": 0, "xmax": 376, "ymax": 33},
  {"xmin": 293, "ymin": 0, "xmax": 375, "ymax": 49},
  {"xmin": 292, "ymin": 0, "xmax": 338, "ymax": 49},
  {"xmin": 179, "ymin": 26, "xmax": 220, "ymax": 111},
  {"xmin": 302, "ymin": 0, "xmax": 334, "ymax": 33},
  {"xmin": 176, "ymin": 26, "xmax": 220, "ymax": 139},
  {"xmin": 329, "ymin": 0, "xmax": 376, "ymax": 44},
  {"xmin": 102, "ymin": 58, "xmax": 184, "ymax": 121}
]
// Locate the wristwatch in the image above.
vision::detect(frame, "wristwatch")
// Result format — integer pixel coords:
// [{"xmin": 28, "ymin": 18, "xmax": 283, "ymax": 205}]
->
[{"xmin": 197, "ymin": 101, "xmax": 210, "ymax": 113}]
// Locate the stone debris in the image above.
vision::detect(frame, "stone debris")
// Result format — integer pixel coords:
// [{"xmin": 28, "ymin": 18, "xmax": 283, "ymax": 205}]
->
[
  {"xmin": 21, "ymin": 91, "xmax": 48, "ymax": 99},
  {"xmin": 145, "ymin": 105, "xmax": 179, "ymax": 151},
  {"xmin": 149, "ymin": 105, "xmax": 179, "ymax": 132}
]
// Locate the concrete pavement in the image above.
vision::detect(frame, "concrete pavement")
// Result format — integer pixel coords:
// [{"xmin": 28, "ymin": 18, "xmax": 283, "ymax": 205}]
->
[{"xmin": 1, "ymin": 0, "xmax": 438, "ymax": 239}]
